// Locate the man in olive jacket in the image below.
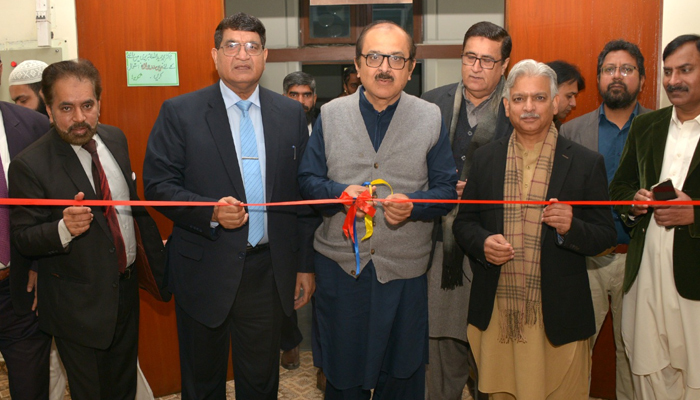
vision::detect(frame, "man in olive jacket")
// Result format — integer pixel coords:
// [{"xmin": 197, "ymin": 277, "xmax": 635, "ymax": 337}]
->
[{"xmin": 609, "ymin": 34, "xmax": 700, "ymax": 399}]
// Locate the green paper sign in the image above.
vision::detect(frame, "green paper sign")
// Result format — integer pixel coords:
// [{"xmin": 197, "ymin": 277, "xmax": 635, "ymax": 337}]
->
[{"xmin": 126, "ymin": 51, "xmax": 179, "ymax": 86}]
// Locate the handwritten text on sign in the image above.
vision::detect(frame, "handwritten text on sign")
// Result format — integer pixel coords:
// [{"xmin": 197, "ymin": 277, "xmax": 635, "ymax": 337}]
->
[{"xmin": 126, "ymin": 51, "xmax": 179, "ymax": 87}]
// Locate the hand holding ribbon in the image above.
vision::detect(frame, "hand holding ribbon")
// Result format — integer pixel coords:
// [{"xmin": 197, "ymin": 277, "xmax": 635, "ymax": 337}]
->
[{"xmin": 339, "ymin": 180, "xmax": 393, "ymax": 276}]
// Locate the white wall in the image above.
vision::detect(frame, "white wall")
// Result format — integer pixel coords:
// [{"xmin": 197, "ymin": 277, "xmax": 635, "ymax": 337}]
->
[
  {"xmin": 659, "ymin": 0, "xmax": 700, "ymax": 108},
  {"xmin": 0, "ymin": 0, "xmax": 77, "ymax": 58},
  {"xmin": 0, "ymin": 0, "xmax": 77, "ymax": 101}
]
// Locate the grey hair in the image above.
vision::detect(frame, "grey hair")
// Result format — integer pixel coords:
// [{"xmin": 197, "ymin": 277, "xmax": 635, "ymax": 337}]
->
[
  {"xmin": 283, "ymin": 71, "xmax": 316, "ymax": 94},
  {"xmin": 502, "ymin": 59, "xmax": 559, "ymax": 100}
]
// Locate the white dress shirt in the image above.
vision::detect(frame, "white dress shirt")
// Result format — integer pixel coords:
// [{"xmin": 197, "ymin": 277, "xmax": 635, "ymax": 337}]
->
[{"xmin": 58, "ymin": 133, "xmax": 136, "ymax": 266}]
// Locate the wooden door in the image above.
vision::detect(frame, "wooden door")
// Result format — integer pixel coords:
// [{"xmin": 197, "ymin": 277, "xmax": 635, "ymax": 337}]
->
[
  {"xmin": 505, "ymin": 0, "xmax": 661, "ymax": 119},
  {"xmin": 75, "ymin": 0, "xmax": 224, "ymax": 396}
]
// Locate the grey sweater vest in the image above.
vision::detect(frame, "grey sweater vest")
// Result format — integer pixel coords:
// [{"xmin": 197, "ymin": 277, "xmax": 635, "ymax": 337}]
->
[{"xmin": 315, "ymin": 91, "xmax": 442, "ymax": 282}]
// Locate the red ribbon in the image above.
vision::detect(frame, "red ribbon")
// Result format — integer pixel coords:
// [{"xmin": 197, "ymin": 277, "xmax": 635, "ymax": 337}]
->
[
  {"xmin": 1, "ymin": 198, "xmax": 700, "ymax": 208},
  {"xmin": 339, "ymin": 191, "xmax": 376, "ymax": 243}
]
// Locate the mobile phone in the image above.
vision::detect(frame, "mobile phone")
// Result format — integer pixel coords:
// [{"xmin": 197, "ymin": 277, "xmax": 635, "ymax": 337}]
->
[{"xmin": 652, "ymin": 178, "xmax": 678, "ymax": 200}]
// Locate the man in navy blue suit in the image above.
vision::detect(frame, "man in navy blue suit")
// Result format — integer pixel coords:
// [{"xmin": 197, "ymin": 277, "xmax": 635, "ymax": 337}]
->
[
  {"xmin": 143, "ymin": 12, "xmax": 316, "ymax": 399},
  {"xmin": 0, "ymin": 54, "xmax": 51, "ymax": 400}
]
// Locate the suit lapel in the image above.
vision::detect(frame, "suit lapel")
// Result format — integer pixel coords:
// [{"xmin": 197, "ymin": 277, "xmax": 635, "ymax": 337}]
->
[
  {"xmin": 586, "ymin": 109, "xmax": 601, "ymax": 152},
  {"xmin": 204, "ymin": 86, "xmax": 246, "ymax": 200},
  {"xmin": 2, "ymin": 103, "xmax": 36, "ymax": 158},
  {"xmin": 491, "ymin": 139, "xmax": 508, "ymax": 231},
  {"xmin": 547, "ymin": 137, "xmax": 572, "ymax": 201},
  {"xmin": 260, "ymin": 88, "xmax": 279, "ymax": 201},
  {"xmin": 98, "ymin": 126, "xmax": 137, "ymax": 199},
  {"xmin": 651, "ymin": 109, "xmax": 672, "ymax": 183},
  {"xmin": 51, "ymin": 130, "xmax": 113, "ymax": 241},
  {"xmin": 541, "ymin": 136, "xmax": 573, "ymax": 243}
]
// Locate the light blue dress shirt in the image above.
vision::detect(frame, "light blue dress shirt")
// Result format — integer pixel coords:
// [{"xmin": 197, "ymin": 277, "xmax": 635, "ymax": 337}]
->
[{"xmin": 219, "ymin": 81, "xmax": 268, "ymax": 244}]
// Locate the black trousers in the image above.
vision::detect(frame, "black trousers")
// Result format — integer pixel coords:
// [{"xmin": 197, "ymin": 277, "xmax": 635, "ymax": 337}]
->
[
  {"xmin": 54, "ymin": 270, "xmax": 139, "ymax": 400},
  {"xmin": 176, "ymin": 248, "xmax": 284, "ymax": 400},
  {"xmin": 0, "ymin": 277, "xmax": 51, "ymax": 400},
  {"xmin": 280, "ymin": 310, "xmax": 303, "ymax": 351}
]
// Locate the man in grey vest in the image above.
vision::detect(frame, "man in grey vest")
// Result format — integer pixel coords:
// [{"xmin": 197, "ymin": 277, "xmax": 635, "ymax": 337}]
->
[
  {"xmin": 560, "ymin": 39, "xmax": 651, "ymax": 400},
  {"xmin": 421, "ymin": 21, "xmax": 512, "ymax": 400},
  {"xmin": 298, "ymin": 21, "xmax": 457, "ymax": 399}
]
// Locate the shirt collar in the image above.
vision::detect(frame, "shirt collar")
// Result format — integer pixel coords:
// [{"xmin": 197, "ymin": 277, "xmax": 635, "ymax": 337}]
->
[
  {"xmin": 70, "ymin": 132, "xmax": 104, "ymax": 153},
  {"xmin": 462, "ymin": 84, "xmax": 499, "ymax": 108},
  {"xmin": 598, "ymin": 102, "xmax": 641, "ymax": 123},
  {"xmin": 220, "ymin": 80, "xmax": 261, "ymax": 110},
  {"xmin": 359, "ymin": 86, "xmax": 401, "ymax": 115},
  {"xmin": 671, "ymin": 106, "xmax": 700, "ymax": 128}
]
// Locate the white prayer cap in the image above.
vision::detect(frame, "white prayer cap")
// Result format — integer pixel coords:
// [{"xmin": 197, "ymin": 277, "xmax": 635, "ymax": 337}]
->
[{"xmin": 8, "ymin": 60, "xmax": 49, "ymax": 86}]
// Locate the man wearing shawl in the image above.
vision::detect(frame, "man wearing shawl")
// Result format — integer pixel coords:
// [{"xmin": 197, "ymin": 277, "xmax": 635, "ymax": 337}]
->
[{"xmin": 453, "ymin": 59, "xmax": 616, "ymax": 399}]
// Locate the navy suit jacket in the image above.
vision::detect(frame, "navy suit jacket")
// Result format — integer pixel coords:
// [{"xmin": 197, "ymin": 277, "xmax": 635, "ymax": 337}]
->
[
  {"xmin": 1, "ymin": 102, "xmax": 49, "ymax": 315},
  {"xmin": 143, "ymin": 83, "xmax": 316, "ymax": 327},
  {"xmin": 453, "ymin": 134, "xmax": 616, "ymax": 346}
]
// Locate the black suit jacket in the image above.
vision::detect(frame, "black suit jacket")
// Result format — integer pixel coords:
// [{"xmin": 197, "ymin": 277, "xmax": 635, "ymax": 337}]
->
[
  {"xmin": 143, "ymin": 83, "xmax": 316, "ymax": 328},
  {"xmin": 453, "ymin": 134, "xmax": 616, "ymax": 346},
  {"xmin": 1, "ymin": 102, "xmax": 49, "ymax": 315},
  {"xmin": 8, "ymin": 125, "xmax": 168, "ymax": 349}
]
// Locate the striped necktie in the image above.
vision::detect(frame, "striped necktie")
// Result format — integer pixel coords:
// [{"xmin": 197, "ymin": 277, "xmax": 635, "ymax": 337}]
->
[
  {"xmin": 236, "ymin": 100, "xmax": 264, "ymax": 246},
  {"xmin": 82, "ymin": 139, "xmax": 127, "ymax": 272}
]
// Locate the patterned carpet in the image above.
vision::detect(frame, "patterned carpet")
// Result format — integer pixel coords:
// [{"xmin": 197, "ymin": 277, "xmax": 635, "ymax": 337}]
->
[{"xmin": 0, "ymin": 351, "xmax": 604, "ymax": 399}]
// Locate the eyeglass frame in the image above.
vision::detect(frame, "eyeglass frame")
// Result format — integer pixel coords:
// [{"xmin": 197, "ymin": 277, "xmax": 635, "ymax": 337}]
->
[
  {"xmin": 600, "ymin": 64, "xmax": 638, "ymax": 77},
  {"xmin": 461, "ymin": 53, "xmax": 503, "ymax": 70},
  {"xmin": 359, "ymin": 53, "xmax": 412, "ymax": 70},
  {"xmin": 218, "ymin": 41, "xmax": 265, "ymax": 57}
]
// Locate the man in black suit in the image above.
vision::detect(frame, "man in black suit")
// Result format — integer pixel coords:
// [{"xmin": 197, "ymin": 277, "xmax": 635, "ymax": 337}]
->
[
  {"xmin": 9, "ymin": 59, "xmax": 169, "ymax": 400},
  {"xmin": 453, "ymin": 59, "xmax": 615, "ymax": 399},
  {"xmin": 0, "ymin": 54, "xmax": 52, "ymax": 400},
  {"xmin": 420, "ymin": 21, "xmax": 512, "ymax": 400},
  {"xmin": 143, "ymin": 12, "xmax": 315, "ymax": 399}
]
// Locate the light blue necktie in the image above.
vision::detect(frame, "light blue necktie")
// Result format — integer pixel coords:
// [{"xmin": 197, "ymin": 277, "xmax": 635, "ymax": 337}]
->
[{"xmin": 236, "ymin": 100, "xmax": 264, "ymax": 246}]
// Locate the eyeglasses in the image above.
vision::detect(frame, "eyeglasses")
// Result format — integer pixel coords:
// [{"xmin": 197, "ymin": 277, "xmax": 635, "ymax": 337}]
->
[
  {"xmin": 601, "ymin": 65, "xmax": 637, "ymax": 76},
  {"xmin": 461, "ymin": 54, "xmax": 502, "ymax": 70},
  {"xmin": 360, "ymin": 53, "xmax": 410, "ymax": 70},
  {"xmin": 219, "ymin": 42, "xmax": 264, "ymax": 57}
]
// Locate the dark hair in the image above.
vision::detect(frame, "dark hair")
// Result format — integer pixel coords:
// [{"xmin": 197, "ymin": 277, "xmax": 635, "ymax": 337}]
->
[
  {"xmin": 41, "ymin": 59, "xmax": 102, "ymax": 107},
  {"xmin": 546, "ymin": 60, "xmax": 585, "ymax": 91},
  {"xmin": 342, "ymin": 64, "xmax": 357, "ymax": 85},
  {"xmin": 215, "ymin": 12, "xmax": 266, "ymax": 49},
  {"xmin": 27, "ymin": 81, "xmax": 43, "ymax": 97},
  {"xmin": 597, "ymin": 39, "xmax": 645, "ymax": 77},
  {"xmin": 355, "ymin": 20, "xmax": 416, "ymax": 62},
  {"xmin": 462, "ymin": 21, "xmax": 512, "ymax": 60},
  {"xmin": 283, "ymin": 71, "xmax": 316, "ymax": 94},
  {"xmin": 663, "ymin": 34, "xmax": 700, "ymax": 61}
]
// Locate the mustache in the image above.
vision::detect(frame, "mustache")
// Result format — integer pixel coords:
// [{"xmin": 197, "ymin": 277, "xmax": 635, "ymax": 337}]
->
[
  {"xmin": 608, "ymin": 82, "xmax": 627, "ymax": 91},
  {"xmin": 666, "ymin": 84, "xmax": 689, "ymax": 93},
  {"xmin": 375, "ymin": 72, "xmax": 393, "ymax": 82},
  {"xmin": 520, "ymin": 113, "xmax": 540, "ymax": 119},
  {"xmin": 69, "ymin": 122, "xmax": 92, "ymax": 133}
]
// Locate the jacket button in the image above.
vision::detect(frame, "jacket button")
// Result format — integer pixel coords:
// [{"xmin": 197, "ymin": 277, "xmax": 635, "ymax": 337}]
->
[
  {"xmin": 109, "ymin": 248, "xmax": 115, "ymax": 253},
  {"xmin": 374, "ymin": 163, "xmax": 379, "ymax": 169},
  {"xmin": 370, "ymin": 249, "xmax": 375, "ymax": 255},
  {"xmin": 238, "ymin": 252, "xmax": 245, "ymax": 259},
  {"xmin": 351, "ymin": 270, "xmax": 356, "ymax": 276}
]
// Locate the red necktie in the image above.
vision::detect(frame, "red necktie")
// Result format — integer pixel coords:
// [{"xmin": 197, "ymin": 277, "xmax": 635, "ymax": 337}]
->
[{"xmin": 82, "ymin": 139, "xmax": 127, "ymax": 273}]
